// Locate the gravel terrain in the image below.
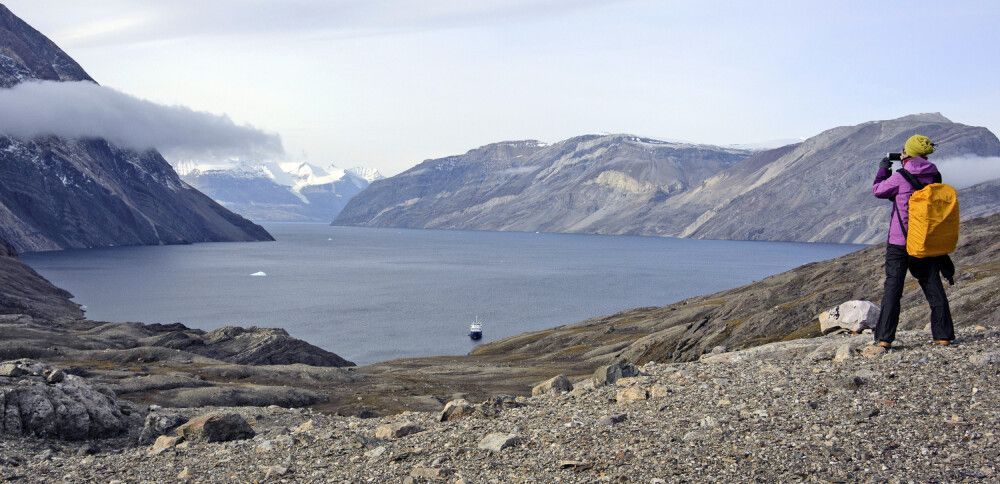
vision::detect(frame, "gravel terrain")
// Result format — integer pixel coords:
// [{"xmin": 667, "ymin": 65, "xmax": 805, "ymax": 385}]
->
[{"xmin": 3, "ymin": 327, "xmax": 996, "ymax": 483}]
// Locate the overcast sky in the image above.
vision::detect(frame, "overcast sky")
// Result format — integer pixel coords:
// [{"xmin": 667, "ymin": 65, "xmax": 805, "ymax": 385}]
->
[{"xmin": 5, "ymin": 0, "xmax": 999, "ymax": 175}]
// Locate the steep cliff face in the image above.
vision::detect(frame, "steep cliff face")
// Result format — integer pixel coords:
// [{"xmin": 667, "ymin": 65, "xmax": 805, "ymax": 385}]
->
[
  {"xmin": 335, "ymin": 115, "xmax": 1000, "ymax": 243},
  {"xmin": 334, "ymin": 136, "xmax": 750, "ymax": 233},
  {"xmin": 0, "ymin": 5, "xmax": 273, "ymax": 252}
]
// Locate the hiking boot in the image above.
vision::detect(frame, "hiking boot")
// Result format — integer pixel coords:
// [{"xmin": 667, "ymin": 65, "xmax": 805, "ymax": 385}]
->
[
  {"xmin": 933, "ymin": 339, "xmax": 952, "ymax": 346},
  {"xmin": 861, "ymin": 342, "xmax": 890, "ymax": 359}
]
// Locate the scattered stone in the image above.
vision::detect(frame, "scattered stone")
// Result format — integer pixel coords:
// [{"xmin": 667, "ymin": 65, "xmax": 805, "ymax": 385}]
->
[
  {"xmin": 45, "ymin": 369, "xmax": 65, "ymax": 383},
  {"xmin": 970, "ymin": 352, "xmax": 999, "ymax": 366},
  {"xmin": 292, "ymin": 419, "xmax": 315, "ymax": 433},
  {"xmin": 138, "ymin": 412, "xmax": 188, "ymax": 445},
  {"xmin": 531, "ymin": 374, "xmax": 573, "ymax": 396},
  {"xmin": 699, "ymin": 416, "xmax": 719, "ymax": 428},
  {"xmin": 76, "ymin": 443, "xmax": 98, "ymax": 456},
  {"xmin": 598, "ymin": 413, "xmax": 628, "ymax": 426},
  {"xmin": 592, "ymin": 361, "xmax": 639, "ymax": 387},
  {"xmin": 148, "ymin": 435, "xmax": 183, "ymax": 456},
  {"xmin": 568, "ymin": 379, "xmax": 595, "ymax": 397},
  {"xmin": 833, "ymin": 343, "xmax": 853, "ymax": 363},
  {"xmin": 843, "ymin": 375, "xmax": 868, "ymax": 390},
  {"xmin": 0, "ymin": 359, "xmax": 45, "ymax": 377},
  {"xmin": 263, "ymin": 465, "xmax": 290, "ymax": 478},
  {"xmin": 175, "ymin": 413, "xmax": 255, "ymax": 443},
  {"xmin": 177, "ymin": 467, "xmax": 192, "ymax": 480},
  {"xmin": 616, "ymin": 386, "xmax": 648, "ymax": 404},
  {"xmin": 365, "ymin": 446, "xmax": 387, "ymax": 459},
  {"xmin": 478, "ymin": 433, "xmax": 522, "ymax": 452},
  {"xmin": 648, "ymin": 384, "xmax": 671, "ymax": 399},
  {"xmin": 410, "ymin": 466, "xmax": 453, "ymax": 479},
  {"xmin": 558, "ymin": 460, "xmax": 594, "ymax": 471},
  {"xmin": 439, "ymin": 399, "xmax": 476, "ymax": 422},
  {"xmin": 374, "ymin": 421, "xmax": 423, "ymax": 439}
]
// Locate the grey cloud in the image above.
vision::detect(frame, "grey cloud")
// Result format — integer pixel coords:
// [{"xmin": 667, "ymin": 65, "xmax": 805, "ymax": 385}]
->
[
  {"xmin": 0, "ymin": 80, "xmax": 283, "ymax": 160},
  {"xmin": 10, "ymin": 0, "xmax": 627, "ymax": 47},
  {"xmin": 935, "ymin": 155, "xmax": 1000, "ymax": 190}
]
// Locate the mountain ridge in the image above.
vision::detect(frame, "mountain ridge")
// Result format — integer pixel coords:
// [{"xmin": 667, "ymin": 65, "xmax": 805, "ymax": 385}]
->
[
  {"xmin": 0, "ymin": 5, "xmax": 273, "ymax": 252},
  {"xmin": 181, "ymin": 161, "xmax": 380, "ymax": 222},
  {"xmin": 335, "ymin": 115, "xmax": 1000, "ymax": 243}
]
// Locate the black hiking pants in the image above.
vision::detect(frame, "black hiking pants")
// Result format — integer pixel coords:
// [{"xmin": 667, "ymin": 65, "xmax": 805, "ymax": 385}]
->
[{"xmin": 875, "ymin": 244, "xmax": 955, "ymax": 344}]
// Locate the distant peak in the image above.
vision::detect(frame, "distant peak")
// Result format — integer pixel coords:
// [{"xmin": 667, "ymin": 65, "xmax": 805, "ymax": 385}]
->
[{"xmin": 894, "ymin": 112, "xmax": 952, "ymax": 123}]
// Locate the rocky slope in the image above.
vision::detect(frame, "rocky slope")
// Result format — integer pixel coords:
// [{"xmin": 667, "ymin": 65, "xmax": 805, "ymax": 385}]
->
[
  {"xmin": 677, "ymin": 113, "xmax": 1000, "ymax": 243},
  {"xmin": 3, "ymin": 327, "xmax": 997, "ymax": 482},
  {"xmin": 0, "ymin": 5, "xmax": 273, "ymax": 252},
  {"xmin": 334, "ymin": 137, "xmax": 750, "ymax": 232},
  {"xmin": 181, "ymin": 162, "xmax": 378, "ymax": 222},
  {"xmin": 0, "ymin": 238, "xmax": 82, "ymax": 321},
  {"xmin": 335, "ymin": 114, "xmax": 1000, "ymax": 244}
]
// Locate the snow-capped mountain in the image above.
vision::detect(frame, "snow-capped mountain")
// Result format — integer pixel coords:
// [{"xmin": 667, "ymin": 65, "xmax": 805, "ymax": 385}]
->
[
  {"xmin": 346, "ymin": 166, "xmax": 385, "ymax": 183},
  {"xmin": 182, "ymin": 161, "xmax": 378, "ymax": 222}
]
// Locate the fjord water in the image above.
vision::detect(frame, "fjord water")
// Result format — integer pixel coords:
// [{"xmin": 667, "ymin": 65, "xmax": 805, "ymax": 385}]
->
[{"xmin": 22, "ymin": 224, "xmax": 860, "ymax": 364}]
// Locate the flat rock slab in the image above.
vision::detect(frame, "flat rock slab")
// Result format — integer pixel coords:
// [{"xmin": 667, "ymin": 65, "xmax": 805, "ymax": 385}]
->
[
  {"xmin": 478, "ymin": 433, "xmax": 522, "ymax": 452},
  {"xmin": 175, "ymin": 413, "xmax": 255, "ymax": 443}
]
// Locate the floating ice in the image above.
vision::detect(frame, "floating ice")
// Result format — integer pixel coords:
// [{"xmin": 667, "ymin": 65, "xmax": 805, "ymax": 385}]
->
[{"xmin": 250, "ymin": 271, "xmax": 267, "ymax": 277}]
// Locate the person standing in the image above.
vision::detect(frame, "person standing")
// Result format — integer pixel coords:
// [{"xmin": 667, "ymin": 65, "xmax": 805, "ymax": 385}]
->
[{"xmin": 867, "ymin": 134, "xmax": 955, "ymax": 355}]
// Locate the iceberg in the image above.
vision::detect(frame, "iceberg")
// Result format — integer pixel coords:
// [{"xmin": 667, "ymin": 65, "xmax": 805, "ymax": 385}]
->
[{"xmin": 250, "ymin": 271, "xmax": 267, "ymax": 277}]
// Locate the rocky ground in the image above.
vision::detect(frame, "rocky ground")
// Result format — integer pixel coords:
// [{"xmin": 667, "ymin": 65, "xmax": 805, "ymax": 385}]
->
[{"xmin": 2, "ymin": 327, "xmax": 997, "ymax": 483}]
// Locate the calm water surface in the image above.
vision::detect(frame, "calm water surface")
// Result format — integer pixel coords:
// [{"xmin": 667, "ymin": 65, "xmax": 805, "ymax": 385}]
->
[{"xmin": 22, "ymin": 225, "xmax": 861, "ymax": 364}]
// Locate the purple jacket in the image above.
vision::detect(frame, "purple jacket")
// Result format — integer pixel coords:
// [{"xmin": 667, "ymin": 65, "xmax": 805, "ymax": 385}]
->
[{"xmin": 872, "ymin": 157, "xmax": 941, "ymax": 245}]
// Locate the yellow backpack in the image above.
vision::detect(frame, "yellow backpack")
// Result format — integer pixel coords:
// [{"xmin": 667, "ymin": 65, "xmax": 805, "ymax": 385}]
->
[{"xmin": 897, "ymin": 169, "xmax": 960, "ymax": 258}]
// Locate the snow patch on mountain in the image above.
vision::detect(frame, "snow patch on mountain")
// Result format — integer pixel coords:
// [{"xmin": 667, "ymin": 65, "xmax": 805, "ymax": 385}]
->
[{"xmin": 347, "ymin": 166, "xmax": 384, "ymax": 183}]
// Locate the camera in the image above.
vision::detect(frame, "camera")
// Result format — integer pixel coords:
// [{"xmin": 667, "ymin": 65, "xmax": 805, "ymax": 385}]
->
[{"xmin": 886, "ymin": 152, "xmax": 903, "ymax": 161}]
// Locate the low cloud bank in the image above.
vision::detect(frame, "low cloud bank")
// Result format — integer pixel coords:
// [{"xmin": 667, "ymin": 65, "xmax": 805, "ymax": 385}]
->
[
  {"xmin": 934, "ymin": 155, "xmax": 1000, "ymax": 190},
  {"xmin": 0, "ymin": 80, "xmax": 282, "ymax": 160}
]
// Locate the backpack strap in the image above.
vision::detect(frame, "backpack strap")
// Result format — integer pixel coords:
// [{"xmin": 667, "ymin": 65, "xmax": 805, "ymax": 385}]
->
[
  {"xmin": 897, "ymin": 168, "xmax": 926, "ymax": 190},
  {"xmin": 892, "ymin": 200, "xmax": 907, "ymax": 238}
]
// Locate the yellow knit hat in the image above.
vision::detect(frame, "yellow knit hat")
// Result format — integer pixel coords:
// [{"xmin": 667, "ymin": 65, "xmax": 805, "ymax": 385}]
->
[{"xmin": 904, "ymin": 134, "xmax": 935, "ymax": 158}]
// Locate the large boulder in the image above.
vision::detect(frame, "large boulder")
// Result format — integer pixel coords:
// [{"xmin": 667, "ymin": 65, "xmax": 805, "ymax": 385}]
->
[
  {"xmin": 531, "ymin": 374, "xmax": 573, "ymax": 396},
  {"xmin": 175, "ymin": 413, "xmax": 255, "ymax": 443},
  {"xmin": 440, "ymin": 398, "xmax": 476, "ymax": 422},
  {"xmin": 138, "ymin": 411, "xmax": 189, "ymax": 445},
  {"xmin": 819, "ymin": 301, "xmax": 879, "ymax": 334},
  {"xmin": 592, "ymin": 361, "xmax": 639, "ymax": 387},
  {"xmin": 0, "ymin": 360, "xmax": 136, "ymax": 440}
]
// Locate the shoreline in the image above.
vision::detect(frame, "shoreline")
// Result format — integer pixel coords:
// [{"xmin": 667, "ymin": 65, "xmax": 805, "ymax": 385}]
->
[{"xmin": 18, "ymin": 223, "xmax": 863, "ymax": 366}]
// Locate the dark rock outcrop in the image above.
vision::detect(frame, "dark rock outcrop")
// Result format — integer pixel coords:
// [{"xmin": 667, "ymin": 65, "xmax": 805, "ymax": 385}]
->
[
  {"xmin": 0, "ymin": 239, "xmax": 83, "ymax": 321},
  {"xmin": 198, "ymin": 326, "xmax": 355, "ymax": 367},
  {"xmin": 0, "ymin": 5, "xmax": 273, "ymax": 252},
  {"xmin": 0, "ymin": 359, "xmax": 139, "ymax": 440}
]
